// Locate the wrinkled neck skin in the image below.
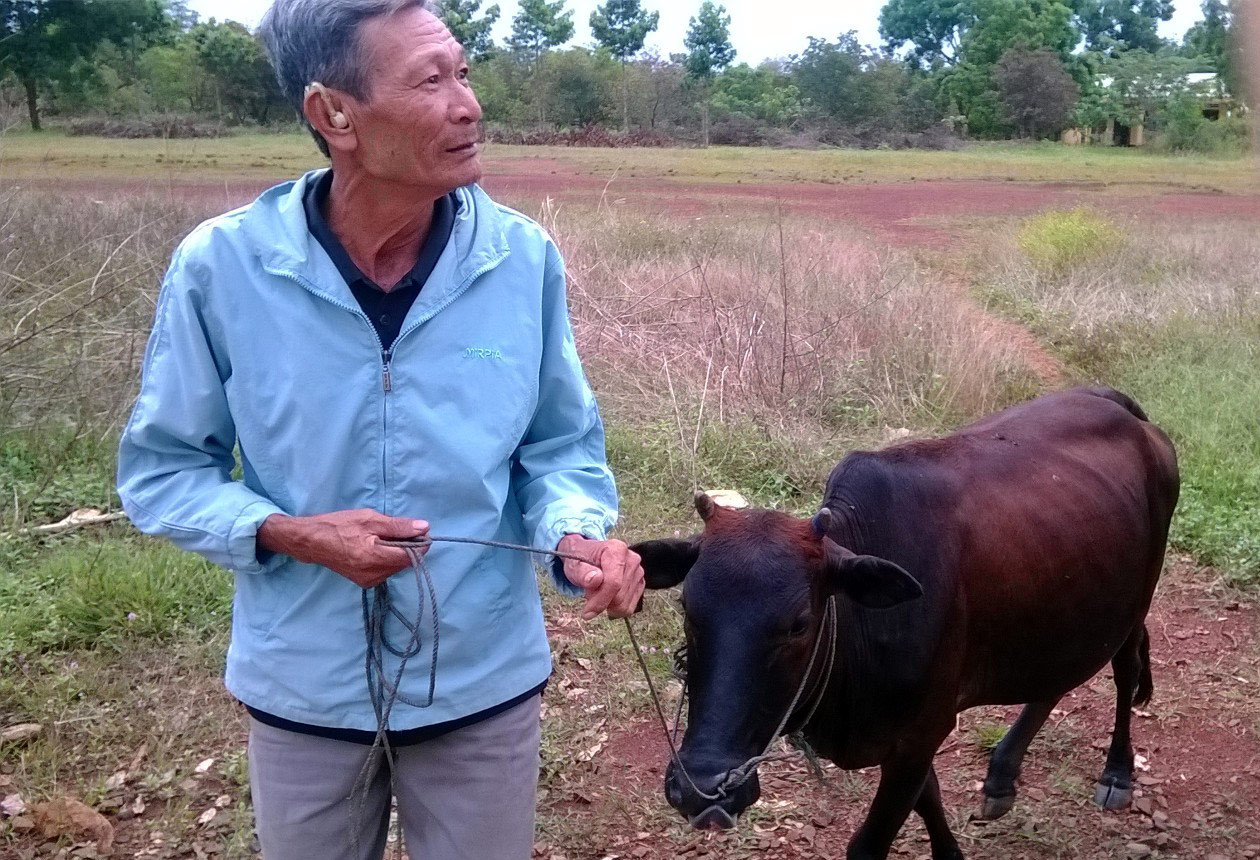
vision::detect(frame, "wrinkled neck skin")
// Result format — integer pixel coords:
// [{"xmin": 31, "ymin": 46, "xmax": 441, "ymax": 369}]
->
[{"xmin": 325, "ymin": 167, "xmax": 439, "ymax": 289}]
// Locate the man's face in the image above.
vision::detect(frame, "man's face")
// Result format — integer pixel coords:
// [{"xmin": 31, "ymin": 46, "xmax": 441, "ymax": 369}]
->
[{"xmin": 345, "ymin": 6, "xmax": 483, "ymax": 193}]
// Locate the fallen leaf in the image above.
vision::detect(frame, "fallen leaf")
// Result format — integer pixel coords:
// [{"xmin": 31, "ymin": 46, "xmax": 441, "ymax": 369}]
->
[
  {"xmin": 196, "ymin": 807, "xmax": 217, "ymax": 826},
  {"xmin": 104, "ymin": 771, "xmax": 127, "ymax": 791},
  {"xmin": 193, "ymin": 758, "xmax": 215, "ymax": 775},
  {"xmin": 127, "ymin": 743, "xmax": 149, "ymax": 775},
  {"xmin": 214, "ymin": 794, "xmax": 231, "ymax": 809},
  {"xmin": 1, "ymin": 793, "xmax": 26, "ymax": 817},
  {"xmin": 0, "ymin": 724, "xmax": 42, "ymax": 745},
  {"xmin": 30, "ymin": 796, "xmax": 114, "ymax": 853}
]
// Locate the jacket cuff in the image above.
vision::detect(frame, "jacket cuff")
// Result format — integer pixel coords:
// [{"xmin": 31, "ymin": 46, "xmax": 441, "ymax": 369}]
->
[
  {"xmin": 541, "ymin": 517, "xmax": 609, "ymax": 596},
  {"xmin": 228, "ymin": 500, "xmax": 288, "ymax": 575}
]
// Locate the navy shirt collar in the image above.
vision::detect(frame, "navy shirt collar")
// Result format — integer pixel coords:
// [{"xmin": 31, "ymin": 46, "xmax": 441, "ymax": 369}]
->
[{"xmin": 302, "ymin": 170, "xmax": 458, "ymax": 293}]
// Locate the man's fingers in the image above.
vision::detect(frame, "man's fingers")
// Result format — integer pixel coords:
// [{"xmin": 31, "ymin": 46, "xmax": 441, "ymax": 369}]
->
[
  {"xmin": 582, "ymin": 567, "xmax": 624, "ymax": 621},
  {"xmin": 608, "ymin": 557, "xmax": 645, "ymax": 618},
  {"xmin": 372, "ymin": 516, "xmax": 430, "ymax": 540}
]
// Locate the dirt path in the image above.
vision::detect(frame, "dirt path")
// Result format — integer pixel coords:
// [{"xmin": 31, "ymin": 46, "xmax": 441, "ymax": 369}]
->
[
  {"xmin": 21, "ymin": 167, "xmax": 1260, "ymax": 252},
  {"xmin": 537, "ymin": 559, "xmax": 1260, "ymax": 860}
]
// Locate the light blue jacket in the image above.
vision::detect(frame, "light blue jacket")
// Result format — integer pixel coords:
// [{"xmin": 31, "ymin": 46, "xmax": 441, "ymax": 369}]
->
[{"xmin": 117, "ymin": 170, "xmax": 617, "ymax": 731}]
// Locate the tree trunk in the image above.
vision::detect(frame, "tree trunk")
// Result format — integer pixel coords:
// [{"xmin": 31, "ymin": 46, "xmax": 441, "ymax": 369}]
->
[
  {"xmin": 22, "ymin": 75, "xmax": 40, "ymax": 132},
  {"xmin": 701, "ymin": 82, "xmax": 710, "ymax": 148},
  {"xmin": 621, "ymin": 60, "xmax": 629, "ymax": 133}
]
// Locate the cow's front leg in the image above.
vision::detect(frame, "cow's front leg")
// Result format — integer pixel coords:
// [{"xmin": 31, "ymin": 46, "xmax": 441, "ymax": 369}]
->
[
  {"xmin": 915, "ymin": 765, "xmax": 965, "ymax": 859},
  {"xmin": 847, "ymin": 750, "xmax": 941, "ymax": 860}
]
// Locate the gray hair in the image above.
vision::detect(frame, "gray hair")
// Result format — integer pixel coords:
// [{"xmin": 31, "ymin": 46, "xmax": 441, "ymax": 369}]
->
[{"xmin": 260, "ymin": 0, "xmax": 430, "ymax": 156}]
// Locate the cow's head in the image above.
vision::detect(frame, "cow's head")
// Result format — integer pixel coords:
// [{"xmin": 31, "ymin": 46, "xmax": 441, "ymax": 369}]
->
[{"xmin": 631, "ymin": 493, "xmax": 921, "ymax": 830}]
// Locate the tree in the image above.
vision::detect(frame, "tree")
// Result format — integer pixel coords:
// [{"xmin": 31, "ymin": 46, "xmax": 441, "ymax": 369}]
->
[
  {"xmin": 0, "ymin": 0, "xmax": 169, "ymax": 130},
  {"xmin": 1183, "ymin": 0, "xmax": 1238, "ymax": 93},
  {"xmin": 590, "ymin": 0, "xmax": 659, "ymax": 130},
  {"xmin": 507, "ymin": 0, "xmax": 574, "ymax": 69},
  {"xmin": 683, "ymin": 1, "xmax": 735, "ymax": 146},
  {"xmin": 791, "ymin": 34, "xmax": 874, "ymax": 125},
  {"xmin": 879, "ymin": 0, "xmax": 972, "ymax": 67},
  {"xmin": 993, "ymin": 47, "xmax": 1080, "ymax": 137},
  {"xmin": 440, "ymin": 0, "xmax": 500, "ymax": 62},
  {"xmin": 711, "ymin": 63, "xmax": 800, "ymax": 126},
  {"xmin": 1072, "ymin": 0, "xmax": 1174, "ymax": 54},
  {"xmin": 937, "ymin": 0, "xmax": 1079, "ymax": 137},
  {"xmin": 189, "ymin": 19, "xmax": 285, "ymax": 123},
  {"xmin": 542, "ymin": 48, "xmax": 617, "ymax": 126}
]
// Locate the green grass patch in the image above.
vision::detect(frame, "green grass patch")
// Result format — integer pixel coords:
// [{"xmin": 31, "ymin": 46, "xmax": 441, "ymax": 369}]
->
[
  {"xmin": 605, "ymin": 417, "xmax": 849, "ymax": 538},
  {"xmin": 0, "ymin": 536, "xmax": 233, "ymax": 664},
  {"xmin": 972, "ymin": 721, "xmax": 1009, "ymax": 752},
  {"xmin": 1104, "ymin": 322, "xmax": 1260, "ymax": 583},
  {"xmin": 1017, "ymin": 209, "xmax": 1122, "ymax": 273}
]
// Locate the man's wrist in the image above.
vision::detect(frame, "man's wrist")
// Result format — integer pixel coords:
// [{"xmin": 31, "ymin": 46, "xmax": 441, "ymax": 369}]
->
[{"xmin": 258, "ymin": 513, "xmax": 307, "ymax": 559}]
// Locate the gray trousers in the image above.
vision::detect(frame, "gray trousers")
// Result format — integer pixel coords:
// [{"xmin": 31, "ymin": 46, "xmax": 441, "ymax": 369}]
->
[{"xmin": 247, "ymin": 695, "xmax": 541, "ymax": 860}]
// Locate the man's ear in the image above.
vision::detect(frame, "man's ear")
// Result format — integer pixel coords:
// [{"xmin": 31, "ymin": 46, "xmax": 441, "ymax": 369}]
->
[
  {"xmin": 303, "ymin": 82, "xmax": 356, "ymax": 152},
  {"xmin": 822, "ymin": 538, "xmax": 922, "ymax": 609},
  {"xmin": 630, "ymin": 537, "xmax": 701, "ymax": 590}
]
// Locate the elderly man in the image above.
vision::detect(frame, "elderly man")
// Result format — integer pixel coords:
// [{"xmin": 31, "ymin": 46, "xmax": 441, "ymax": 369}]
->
[{"xmin": 116, "ymin": 1, "xmax": 643, "ymax": 857}]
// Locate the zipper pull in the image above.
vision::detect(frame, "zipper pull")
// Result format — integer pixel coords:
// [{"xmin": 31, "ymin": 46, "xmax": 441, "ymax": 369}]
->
[{"xmin": 382, "ymin": 349, "xmax": 393, "ymax": 392}]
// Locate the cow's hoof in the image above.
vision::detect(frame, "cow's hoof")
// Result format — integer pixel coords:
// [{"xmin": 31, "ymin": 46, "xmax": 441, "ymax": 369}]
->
[
  {"xmin": 977, "ymin": 793, "xmax": 1015, "ymax": 821},
  {"xmin": 1093, "ymin": 781, "xmax": 1133, "ymax": 811}
]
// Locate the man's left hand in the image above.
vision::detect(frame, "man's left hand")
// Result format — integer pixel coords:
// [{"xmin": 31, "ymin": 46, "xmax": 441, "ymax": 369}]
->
[{"xmin": 558, "ymin": 535, "xmax": 644, "ymax": 621}]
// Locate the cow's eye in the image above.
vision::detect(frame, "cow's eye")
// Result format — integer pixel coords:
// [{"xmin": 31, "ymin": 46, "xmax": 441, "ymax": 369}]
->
[{"xmin": 788, "ymin": 613, "xmax": 811, "ymax": 637}]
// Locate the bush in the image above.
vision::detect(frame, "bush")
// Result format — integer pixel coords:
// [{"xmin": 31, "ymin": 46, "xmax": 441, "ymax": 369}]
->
[
  {"xmin": 66, "ymin": 114, "xmax": 229, "ymax": 138},
  {"xmin": 1017, "ymin": 209, "xmax": 1121, "ymax": 272},
  {"xmin": 708, "ymin": 115, "xmax": 776, "ymax": 146},
  {"xmin": 483, "ymin": 124, "xmax": 678, "ymax": 147},
  {"xmin": 1155, "ymin": 95, "xmax": 1252, "ymax": 156}
]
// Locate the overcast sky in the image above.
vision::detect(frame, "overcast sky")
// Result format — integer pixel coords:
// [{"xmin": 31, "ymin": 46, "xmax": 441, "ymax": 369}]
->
[{"xmin": 188, "ymin": 0, "xmax": 1205, "ymax": 65}]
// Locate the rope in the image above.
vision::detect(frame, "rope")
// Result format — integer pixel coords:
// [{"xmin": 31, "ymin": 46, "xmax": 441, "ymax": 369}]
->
[
  {"xmin": 346, "ymin": 533, "xmax": 836, "ymax": 853},
  {"xmin": 348, "ymin": 535, "xmax": 588, "ymax": 858},
  {"xmin": 627, "ymin": 593, "xmax": 837, "ymax": 803}
]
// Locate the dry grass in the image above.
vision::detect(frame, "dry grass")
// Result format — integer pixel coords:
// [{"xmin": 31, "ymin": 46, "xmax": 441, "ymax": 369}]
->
[
  {"xmin": 0, "ymin": 191, "xmax": 202, "ymax": 438},
  {"xmin": 531, "ymin": 199, "xmax": 1039, "ymax": 437},
  {"xmin": 986, "ymin": 213, "xmax": 1260, "ymax": 338}
]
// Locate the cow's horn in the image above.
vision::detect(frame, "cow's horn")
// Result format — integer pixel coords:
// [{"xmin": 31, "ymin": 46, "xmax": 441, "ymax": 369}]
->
[
  {"xmin": 811, "ymin": 508, "xmax": 833, "ymax": 538},
  {"xmin": 694, "ymin": 491, "xmax": 717, "ymax": 522}
]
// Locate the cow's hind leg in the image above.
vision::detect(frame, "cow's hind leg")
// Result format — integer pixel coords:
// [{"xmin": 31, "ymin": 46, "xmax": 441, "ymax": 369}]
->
[
  {"xmin": 1094, "ymin": 625, "xmax": 1151, "ymax": 811},
  {"xmin": 977, "ymin": 698, "xmax": 1060, "ymax": 820},
  {"xmin": 915, "ymin": 766, "xmax": 965, "ymax": 859}
]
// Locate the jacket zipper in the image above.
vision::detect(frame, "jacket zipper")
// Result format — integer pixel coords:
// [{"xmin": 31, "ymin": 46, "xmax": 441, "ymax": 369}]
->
[{"xmin": 264, "ymin": 256, "xmax": 509, "ymax": 509}]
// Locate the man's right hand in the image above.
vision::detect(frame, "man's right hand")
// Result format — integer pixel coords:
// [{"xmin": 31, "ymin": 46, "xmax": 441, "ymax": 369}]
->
[{"xmin": 257, "ymin": 510, "xmax": 429, "ymax": 589}]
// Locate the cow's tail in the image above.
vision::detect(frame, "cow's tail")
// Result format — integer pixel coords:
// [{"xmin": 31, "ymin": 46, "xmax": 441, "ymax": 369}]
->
[
  {"xmin": 1086, "ymin": 386, "xmax": 1150, "ymax": 423},
  {"xmin": 1133, "ymin": 624, "xmax": 1154, "ymax": 707}
]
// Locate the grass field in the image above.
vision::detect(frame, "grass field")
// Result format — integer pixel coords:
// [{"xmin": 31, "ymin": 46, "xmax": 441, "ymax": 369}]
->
[
  {"xmin": 1, "ymin": 128, "xmax": 1257, "ymax": 191},
  {"xmin": 2, "ymin": 136, "xmax": 1259, "ymax": 859}
]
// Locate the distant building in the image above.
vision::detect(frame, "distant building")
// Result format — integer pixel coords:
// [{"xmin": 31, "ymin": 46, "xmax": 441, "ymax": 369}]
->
[{"xmin": 1062, "ymin": 71, "xmax": 1244, "ymax": 147}]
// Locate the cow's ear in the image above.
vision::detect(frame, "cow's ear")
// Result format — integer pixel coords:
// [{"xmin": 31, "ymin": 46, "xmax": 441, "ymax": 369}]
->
[
  {"xmin": 822, "ymin": 538, "xmax": 922, "ymax": 609},
  {"xmin": 631, "ymin": 537, "xmax": 700, "ymax": 590}
]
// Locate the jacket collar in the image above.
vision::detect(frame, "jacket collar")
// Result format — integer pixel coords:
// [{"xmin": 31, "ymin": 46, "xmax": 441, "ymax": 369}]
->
[{"xmin": 244, "ymin": 169, "xmax": 510, "ymax": 322}]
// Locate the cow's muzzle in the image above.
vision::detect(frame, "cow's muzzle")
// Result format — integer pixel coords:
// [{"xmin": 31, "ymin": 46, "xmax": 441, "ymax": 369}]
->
[{"xmin": 664, "ymin": 759, "xmax": 761, "ymax": 828}]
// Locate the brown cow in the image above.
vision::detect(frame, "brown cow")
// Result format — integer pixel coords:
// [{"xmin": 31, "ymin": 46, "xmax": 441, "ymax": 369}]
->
[{"xmin": 632, "ymin": 387, "xmax": 1179, "ymax": 860}]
